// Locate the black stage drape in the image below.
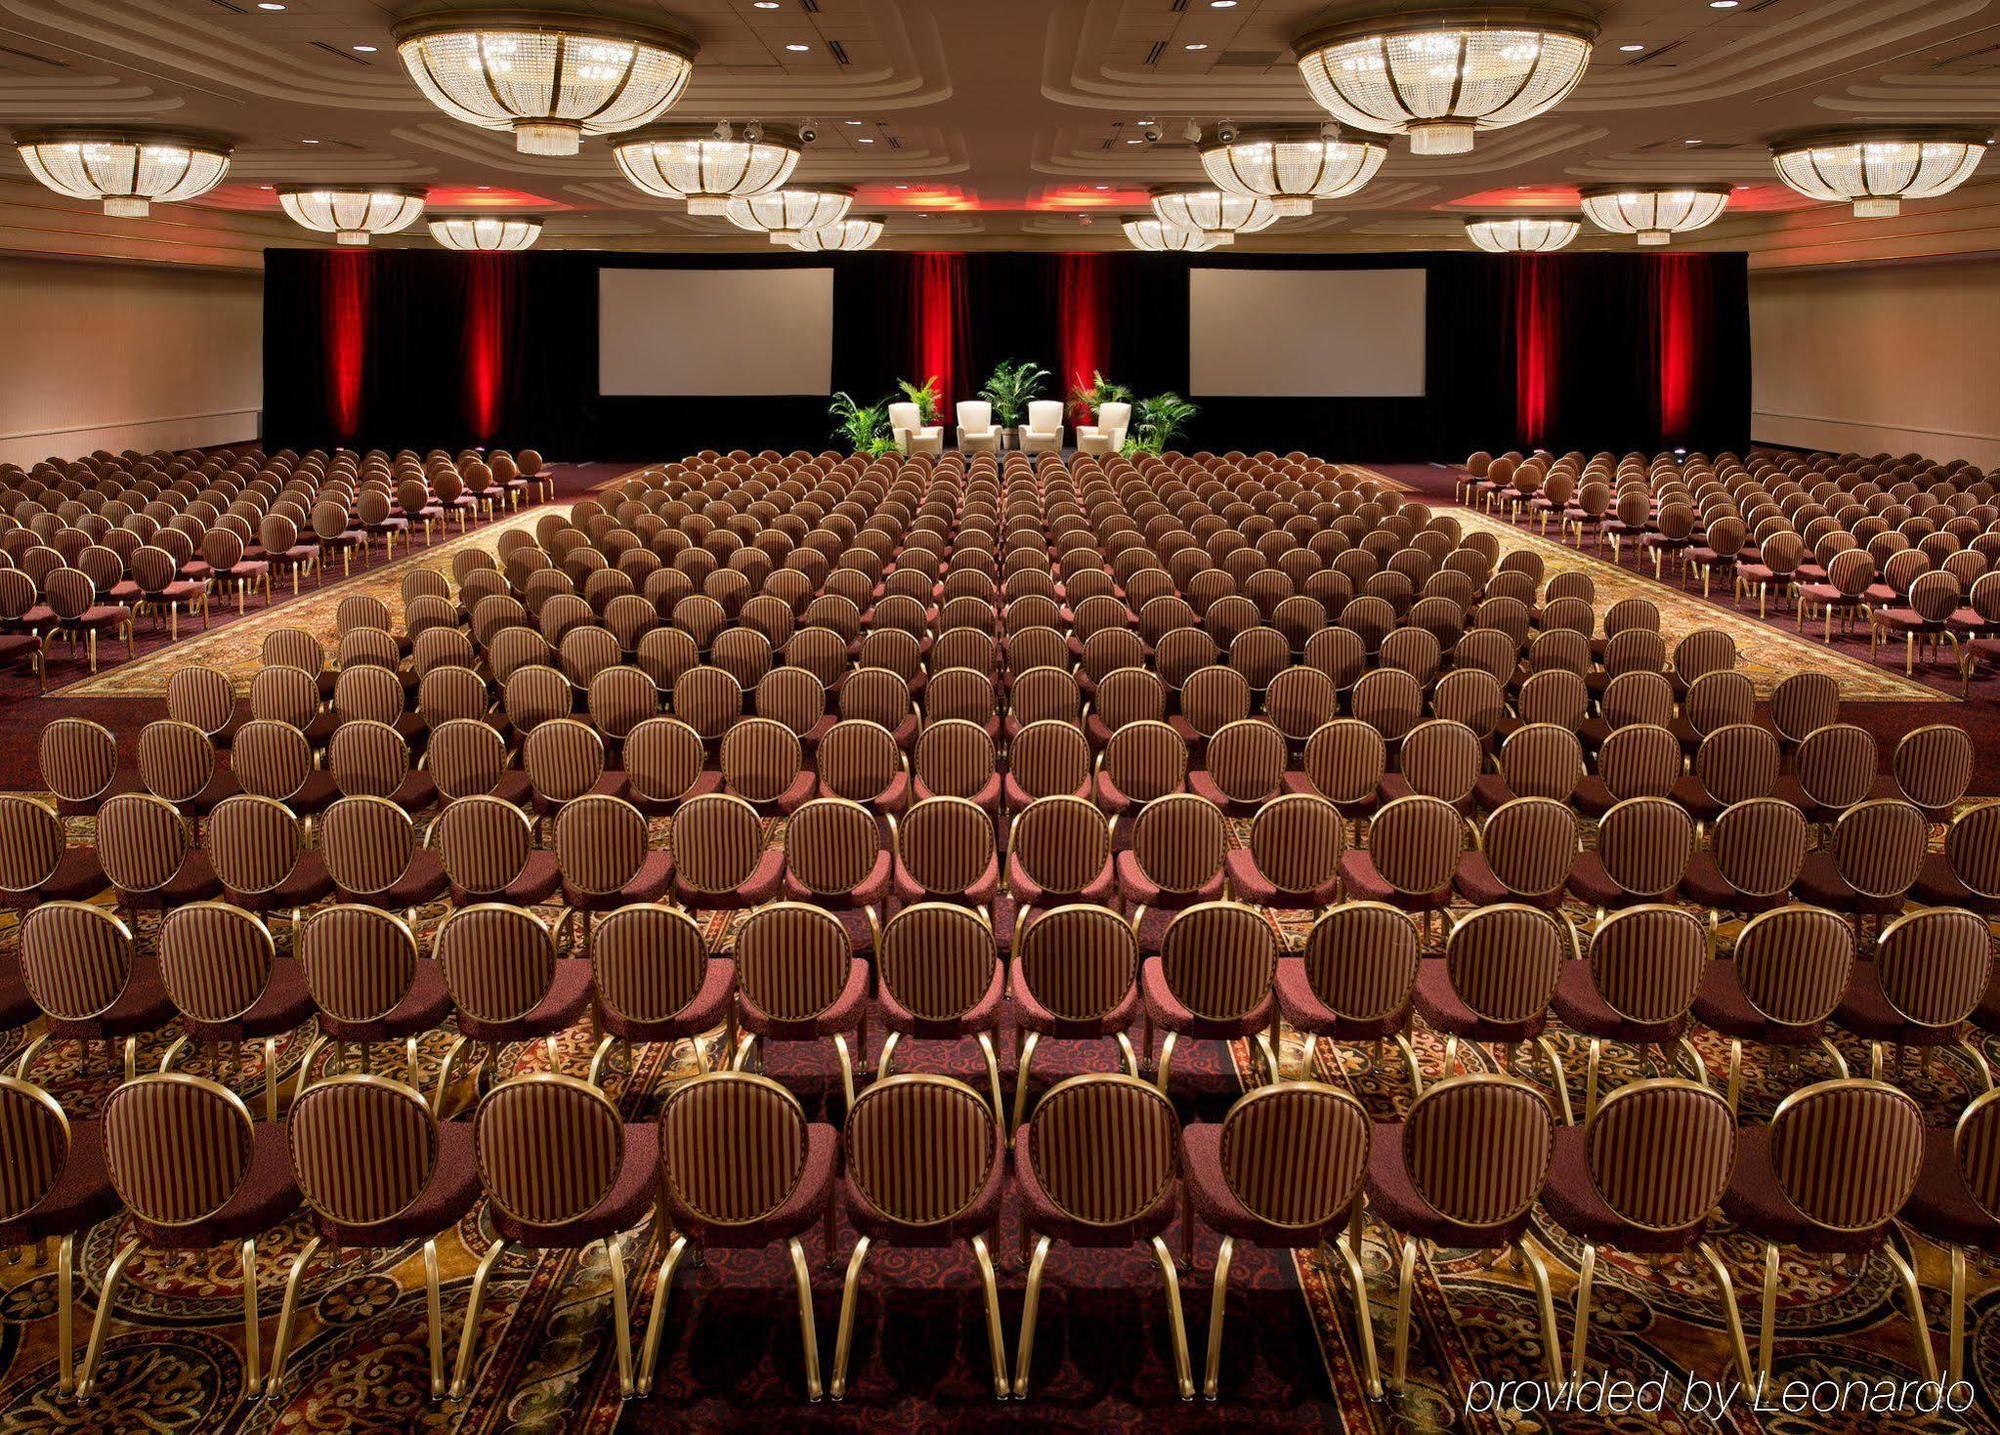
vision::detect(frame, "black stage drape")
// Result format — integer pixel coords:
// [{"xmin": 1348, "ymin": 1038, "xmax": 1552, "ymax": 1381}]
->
[{"xmin": 262, "ymin": 248, "xmax": 1749, "ymax": 462}]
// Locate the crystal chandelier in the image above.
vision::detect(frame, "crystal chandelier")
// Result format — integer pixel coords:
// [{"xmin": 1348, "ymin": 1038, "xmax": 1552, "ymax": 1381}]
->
[
  {"xmin": 1771, "ymin": 127, "xmax": 1993, "ymax": 218},
  {"xmin": 1149, "ymin": 186, "xmax": 1278, "ymax": 244},
  {"xmin": 1198, "ymin": 125, "xmax": 1388, "ymax": 216},
  {"xmin": 13, "ymin": 129, "xmax": 230, "ymax": 217},
  {"xmin": 613, "ymin": 123, "xmax": 803, "ymax": 214},
  {"xmin": 781, "ymin": 217, "xmax": 884, "ymax": 252},
  {"xmin": 724, "ymin": 186, "xmax": 854, "ymax": 241},
  {"xmin": 429, "ymin": 213, "xmax": 544, "ymax": 251},
  {"xmin": 394, "ymin": 8, "xmax": 696, "ymax": 156},
  {"xmin": 1123, "ymin": 218, "xmax": 1223, "ymax": 252},
  {"xmin": 1579, "ymin": 184, "xmax": 1731, "ymax": 246},
  {"xmin": 1295, "ymin": 4, "xmax": 1599, "ymax": 156},
  {"xmin": 278, "ymin": 185, "xmax": 427, "ymax": 246},
  {"xmin": 1464, "ymin": 213, "xmax": 1579, "ymax": 252}
]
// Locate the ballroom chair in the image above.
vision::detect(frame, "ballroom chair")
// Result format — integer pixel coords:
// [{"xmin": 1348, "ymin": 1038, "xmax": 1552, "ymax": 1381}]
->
[
  {"xmin": 1019, "ymin": 400, "xmax": 1064, "ymax": 454},
  {"xmin": 1141, "ymin": 901, "xmax": 1281, "ymax": 1092},
  {"xmin": 587, "ymin": 902, "xmax": 734, "ymax": 1089},
  {"xmin": 1075, "ymin": 402, "xmax": 1131, "ymax": 457},
  {"xmin": 956, "ymin": 401, "xmax": 1001, "ymax": 455},
  {"xmin": 1900, "ymin": 1087, "xmax": 2000, "ymax": 1385},
  {"xmin": 1010, "ymin": 904, "xmax": 1143, "ymax": 1128},
  {"xmin": 730, "ymin": 903, "xmax": 871, "ymax": 1112},
  {"xmin": 432, "ymin": 903, "xmax": 594, "ymax": 1105},
  {"xmin": 155, "ymin": 901, "xmax": 315, "ymax": 1121},
  {"xmin": 1692, "ymin": 904, "xmax": 1856, "ymax": 1112},
  {"xmin": 293, "ymin": 904, "xmax": 453, "ymax": 1106},
  {"xmin": 887, "ymin": 402, "xmax": 943, "ymax": 457}
]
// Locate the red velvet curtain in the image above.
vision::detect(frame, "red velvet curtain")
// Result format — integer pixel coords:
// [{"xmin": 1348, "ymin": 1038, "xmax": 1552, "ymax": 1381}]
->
[
  {"xmin": 908, "ymin": 251, "xmax": 972, "ymax": 414},
  {"xmin": 1057, "ymin": 253, "xmax": 1110, "ymax": 423},
  {"xmin": 1511, "ymin": 256, "xmax": 1559, "ymax": 450}
]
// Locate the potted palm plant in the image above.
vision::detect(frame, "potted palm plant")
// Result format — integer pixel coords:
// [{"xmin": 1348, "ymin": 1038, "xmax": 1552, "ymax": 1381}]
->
[
  {"xmin": 1069, "ymin": 370, "xmax": 1134, "ymax": 426},
  {"xmin": 1127, "ymin": 393, "xmax": 1199, "ymax": 455},
  {"xmin": 895, "ymin": 376, "xmax": 943, "ymax": 427},
  {"xmin": 980, "ymin": 359, "xmax": 1049, "ymax": 449},
  {"xmin": 828, "ymin": 391, "xmax": 895, "ymax": 456}
]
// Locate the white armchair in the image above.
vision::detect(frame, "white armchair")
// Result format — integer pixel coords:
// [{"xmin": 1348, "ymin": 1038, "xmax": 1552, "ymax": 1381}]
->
[
  {"xmin": 956, "ymin": 400, "xmax": 1000, "ymax": 454},
  {"xmin": 1076, "ymin": 400, "xmax": 1131, "ymax": 456},
  {"xmin": 1019, "ymin": 399, "xmax": 1065, "ymax": 454},
  {"xmin": 887, "ymin": 401, "xmax": 942, "ymax": 456}
]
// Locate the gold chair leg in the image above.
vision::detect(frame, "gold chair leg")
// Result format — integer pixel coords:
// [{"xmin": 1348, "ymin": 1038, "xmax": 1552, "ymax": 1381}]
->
[
  {"xmin": 1330, "ymin": 1230, "xmax": 1382, "ymax": 1399},
  {"xmin": 268, "ymin": 1234, "xmax": 321, "ymax": 1393},
  {"xmin": 1570, "ymin": 1241, "xmax": 1596, "ymax": 1378},
  {"xmin": 606, "ymin": 1235, "xmax": 636, "ymax": 1397},
  {"xmin": 1150, "ymin": 1235, "xmax": 1194, "ymax": 1400},
  {"xmin": 977, "ymin": 1033, "xmax": 1005, "ymax": 1131},
  {"xmin": 788, "ymin": 1237, "xmax": 823, "ymax": 1401},
  {"xmin": 1693, "ymin": 1239, "xmax": 1754, "ymax": 1386},
  {"xmin": 56, "ymin": 1233, "xmax": 75, "ymax": 1396},
  {"xmin": 1202, "ymin": 1235, "xmax": 1235, "ymax": 1399},
  {"xmin": 451, "ymin": 1237, "xmax": 506, "ymax": 1398},
  {"xmin": 1949, "ymin": 1245, "xmax": 1968, "ymax": 1386},
  {"xmin": 1534, "ymin": 1036, "xmax": 1575, "ymax": 1125},
  {"xmin": 1516, "ymin": 1237, "xmax": 1564, "ymax": 1386},
  {"xmin": 587, "ymin": 1034, "xmax": 616, "ymax": 1087},
  {"xmin": 1156, "ymin": 1032, "xmax": 1179, "ymax": 1094},
  {"xmin": 636, "ymin": 1234, "xmax": 688, "ymax": 1397},
  {"xmin": 1390, "ymin": 1235, "xmax": 1418, "ymax": 1391},
  {"xmin": 78, "ymin": 1236, "xmax": 140, "ymax": 1398},
  {"xmin": 830, "ymin": 1234, "xmax": 871, "ymax": 1400},
  {"xmin": 1757, "ymin": 1242, "xmax": 1779, "ymax": 1381},
  {"xmin": 423, "ymin": 1238, "xmax": 445, "ymax": 1399},
  {"xmin": 241, "ymin": 1238, "xmax": 264, "ymax": 1397},
  {"xmin": 1011, "ymin": 1032, "xmax": 1041, "ymax": 1132},
  {"xmin": 1013, "ymin": 1234, "xmax": 1051, "ymax": 1398},
  {"xmin": 433, "ymin": 1035, "xmax": 468, "ymax": 1116},
  {"xmin": 874, "ymin": 1030, "xmax": 901, "ymax": 1082},
  {"xmin": 832, "ymin": 1033, "xmax": 856, "ymax": 1115},
  {"xmin": 970, "ymin": 1235, "xmax": 1009, "ymax": 1400},
  {"xmin": 1883, "ymin": 1230, "xmax": 1939, "ymax": 1382}
]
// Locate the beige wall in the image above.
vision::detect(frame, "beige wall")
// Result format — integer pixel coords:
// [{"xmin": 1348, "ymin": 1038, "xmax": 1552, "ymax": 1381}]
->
[
  {"xmin": 0, "ymin": 256, "xmax": 261, "ymax": 470},
  {"xmin": 1751, "ymin": 258, "xmax": 2000, "ymax": 469}
]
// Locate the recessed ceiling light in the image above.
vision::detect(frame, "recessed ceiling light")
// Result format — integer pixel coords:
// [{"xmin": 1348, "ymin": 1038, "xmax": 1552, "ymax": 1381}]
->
[
  {"xmin": 301, "ymin": 138, "xmax": 320, "ymax": 144},
  {"xmin": 1684, "ymin": 138, "xmax": 1702, "ymax": 145},
  {"xmin": 858, "ymin": 137, "xmax": 873, "ymax": 143},
  {"xmin": 1095, "ymin": 184, "xmax": 1110, "ymax": 189},
  {"xmin": 1126, "ymin": 138, "xmax": 1144, "ymax": 145},
  {"xmin": 1184, "ymin": 43, "xmax": 1208, "ymax": 50},
  {"xmin": 353, "ymin": 44, "xmax": 377, "ymax": 53},
  {"xmin": 477, "ymin": 185, "xmax": 491, "ymax": 190},
  {"xmin": 896, "ymin": 183, "xmax": 909, "ymax": 189},
  {"xmin": 785, "ymin": 42, "xmax": 810, "ymax": 51},
  {"xmin": 1210, "ymin": 1, "xmax": 1237, "ymax": 7},
  {"xmin": 1709, "ymin": 1, "xmax": 1737, "ymax": 7},
  {"xmin": 754, "ymin": 1, "xmax": 780, "ymax": 7},
  {"xmin": 843, "ymin": 119, "xmax": 861, "ymax": 125},
  {"xmin": 256, "ymin": 2, "xmax": 284, "ymax": 9},
  {"xmin": 1619, "ymin": 42, "xmax": 1644, "ymax": 51}
]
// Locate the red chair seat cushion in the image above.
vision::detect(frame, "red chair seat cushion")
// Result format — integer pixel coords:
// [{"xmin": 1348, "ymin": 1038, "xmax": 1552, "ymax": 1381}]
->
[
  {"xmin": 1901, "ymin": 1128, "xmax": 2000, "ymax": 1255},
  {"xmin": 0, "ymin": 1117, "xmax": 119, "ymax": 1246}
]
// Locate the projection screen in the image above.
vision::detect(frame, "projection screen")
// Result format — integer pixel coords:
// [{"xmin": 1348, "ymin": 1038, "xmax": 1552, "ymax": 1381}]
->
[
  {"xmin": 1188, "ymin": 268, "xmax": 1427, "ymax": 397},
  {"xmin": 598, "ymin": 267, "xmax": 834, "ymax": 396}
]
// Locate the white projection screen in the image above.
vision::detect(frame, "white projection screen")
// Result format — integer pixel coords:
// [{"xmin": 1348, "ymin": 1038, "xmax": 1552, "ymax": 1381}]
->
[
  {"xmin": 1188, "ymin": 268, "xmax": 1427, "ymax": 398},
  {"xmin": 598, "ymin": 267, "xmax": 834, "ymax": 396}
]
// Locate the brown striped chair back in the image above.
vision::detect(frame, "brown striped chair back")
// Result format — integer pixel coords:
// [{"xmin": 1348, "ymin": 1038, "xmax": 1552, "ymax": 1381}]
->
[
  {"xmin": 424, "ymin": 718, "xmax": 508, "ymax": 801},
  {"xmin": 164, "ymin": 666, "xmax": 237, "ymax": 740},
  {"xmin": 1891, "ymin": 725, "xmax": 1973, "ymax": 811},
  {"xmin": 475, "ymin": 1074, "xmax": 625, "ymax": 1228},
  {"xmin": 207, "ymin": 795, "xmax": 306, "ymax": 897},
  {"xmin": 0, "ymin": 1077, "xmax": 70, "ymax": 1223},
  {"xmin": 1350, "ymin": 668, "xmax": 1422, "ymax": 742},
  {"xmin": 523, "ymin": 718, "xmax": 608, "ymax": 807},
  {"xmin": 1364, "ymin": 795, "xmax": 1464, "ymax": 897},
  {"xmin": 20, "ymin": 901, "xmax": 135, "ymax": 1021},
  {"xmin": 671, "ymin": 666, "xmax": 743, "ymax": 742},
  {"xmin": 1395, "ymin": 720, "xmax": 1480, "ymax": 807},
  {"xmin": 669, "ymin": 793, "xmax": 765, "ymax": 895},
  {"xmin": 1589, "ymin": 905, "xmax": 1707, "ymax": 1024},
  {"xmin": 1159, "ymin": 902, "xmax": 1278, "ymax": 1022},
  {"xmin": 658, "ymin": 1072, "xmax": 807, "ymax": 1225},
  {"xmin": 332, "ymin": 664, "xmax": 407, "ymax": 727},
  {"xmin": 587, "ymin": 665, "xmax": 658, "ymax": 740},
  {"xmin": 1302, "ymin": 902, "xmax": 1420, "ymax": 1022},
  {"xmin": 1027, "ymin": 1074, "xmax": 1178, "ymax": 1226},
  {"xmin": 1709, "ymin": 797, "xmax": 1808, "ymax": 899},
  {"xmin": 877, "ymin": 903, "xmax": 998, "ymax": 1022},
  {"xmin": 1735, "ymin": 905, "xmax": 1855, "ymax": 1025},
  {"xmin": 1873, "ymin": 907, "xmax": 1991, "ymax": 1028},
  {"xmin": 327, "ymin": 719, "xmax": 413, "ymax": 800},
  {"xmin": 321, "ymin": 795, "xmax": 420, "ymax": 898},
  {"xmin": 593, "ymin": 904, "xmax": 709, "ymax": 1024},
  {"xmin": 436, "ymin": 904, "xmax": 559, "ymax": 1024},
  {"xmin": 1015, "ymin": 903, "xmax": 1138, "ymax": 1022},
  {"xmin": 1768, "ymin": 1080, "xmax": 1923, "ymax": 1232},
  {"xmin": 1444, "ymin": 905, "xmax": 1565, "ymax": 1025},
  {"xmin": 1692, "ymin": 724, "xmax": 1780, "ymax": 806},
  {"xmin": 1946, "ymin": 802, "xmax": 2000, "ymax": 900},
  {"xmin": 895, "ymin": 796, "xmax": 995, "ymax": 900},
  {"xmin": 1201, "ymin": 719, "xmax": 1287, "ymax": 805},
  {"xmin": 1585, "ymin": 1079, "xmax": 1736, "ymax": 1232},
  {"xmin": 1597, "ymin": 796, "xmax": 1695, "ymax": 900},
  {"xmin": 231, "ymin": 720, "xmax": 313, "ymax": 805},
  {"xmin": 1955, "ymin": 1090, "xmax": 2000, "ymax": 1225},
  {"xmin": 95, "ymin": 792, "xmax": 195, "ymax": 896},
  {"xmin": 1219, "ymin": 1082, "xmax": 1370, "ymax": 1229},
  {"xmin": 300, "ymin": 906, "xmax": 420, "ymax": 1024},
  {"xmin": 136, "ymin": 720, "xmax": 217, "ymax": 805},
  {"xmin": 0, "ymin": 794, "xmax": 66, "ymax": 894},
  {"xmin": 841, "ymin": 666, "xmax": 915, "ymax": 732},
  {"xmin": 1402, "ymin": 1074, "xmax": 1554, "ymax": 1227},
  {"xmin": 1770, "ymin": 672, "xmax": 1839, "ymax": 746},
  {"xmin": 1517, "ymin": 666, "xmax": 1589, "ymax": 729},
  {"xmin": 1478, "ymin": 797, "xmax": 1577, "ymax": 900},
  {"xmin": 1129, "ymin": 793, "xmax": 1228, "ymax": 898},
  {"xmin": 717, "ymin": 716, "xmax": 802, "ymax": 808},
  {"xmin": 625, "ymin": 717, "xmax": 707, "ymax": 807},
  {"xmin": 1828, "ymin": 799, "xmax": 1929, "ymax": 899},
  {"xmin": 1684, "ymin": 670, "xmax": 1755, "ymax": 737},
  {"xmin": 1011, "ymin": 795, "xmax": 1111, "ymax": 898},
  {"xmin": 290, "ymin": 1075, "xmax": 438, "ymax": 1228},
  {"xmin": 925, "ymin": 668, "xmax": 1001, "ymax": 730},
  {"xmin": 815, "ymin": 719, "xmax": 902, "ymax": 804},
  {"xmin": 1301, "ymin": 719, "xmax": 1386, "ymax": 805},
  {"xmin": 784, "ymin": 798, "xmax": 882, "ymax": 898},
  {"xmin": 913, "ymin": 718, "xmax": 996, "ymax": 800},
  {"xmin": 1246, "ymin": 793, "xmax": 1344, "ymax": 895},
  {"xmin": 37, "ymin": 718, "xmax": 117, "ymax": 806},
  {"xmin": 753, "ymin": 667, "xmax": 828, "ymax": 741},
  {"xmin": 104, "ymin": 1074, "xmax": 256, "ymax": 1226},
  {"xmin": 431, "ymin": 795, "xmax": 534, "ymax": 898},
  {"xmin": 1098, "ymin": 720, "xmax": 1187, "ymax": 806},
  {"xmin": 736, "ymin": 904, "xmax": 854, "ymax": 1022},
  {"xmin": 844, "ymin": 1075, "xmax": 1001, "ymax": 1227},
  {"xmin": 1672, "ymin": 628, "xmax": 1738, "ymax": 687},
  {"xmin": 1794, "ymin": 724, "xmax": 1877, "ymax": 813}
]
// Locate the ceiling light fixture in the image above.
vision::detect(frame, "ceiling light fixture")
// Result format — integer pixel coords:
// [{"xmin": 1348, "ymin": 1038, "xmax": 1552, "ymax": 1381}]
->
[
  {"xmin": 1185, "ymin": 43, "xmax": 1208, "ymax": 50},
  {"xmin": 277, "ymin": 183, "xmax": 426, "ymax": 245},
  {"xmin": 1123, "ymin": 216, "xmax": 1223, "ymax": 252},
  {"xmin": 1149, "ymin": 185, "xmax": 1278, "ymax": 243},
  {"xmin": 612, "ymin": 123, "xmax": 802, "ymax": 214},
  {"xmin": 781, "ymin": 216, "xmax": 884, "ymax": 251},
  {"xmin": 13, "ymin": 128, "xmax": 232, "ymax": 217},
  {"xmin": 1463, "ymin": 212, "xmax": 1580, "ymax": 252},
  {"xmin": 786, "ymin": 43, "xmax": 810, "ymax": 51},
  {"xmin": 724, "ymin": 184, "xmax": 853, "ymax": 241},
  {"xmin": 428, "ymin": 213, "xmax": 544, "ymax": 251},
  {"xmin": 1199, "ymin": 124, "xmax": 1389, "ymax": 216},
  {"xmin": 1770, "ymin": 126, "xmax": 1993, "ymax": 217},
  {"xmin": 1618, "ymin": 42, "xmax": 1644, "ymax": 51},
  {"xmin": 1294, "ymin": 3, "xmax": 1599, "ymax": 155},
  {"xmin": 393, "ymin": 8, "xmax": 696, "ymax": 156},
  {"xmin": 1578, "ymin": 183, "xmax": 1731, "ymax": 245}
]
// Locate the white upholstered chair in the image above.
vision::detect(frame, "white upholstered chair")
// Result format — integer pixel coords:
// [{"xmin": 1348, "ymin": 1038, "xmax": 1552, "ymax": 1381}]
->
[
  {"xmin": 1020, "ymin": 400, "xmax": 1065, "ymax": 454},
  {"xmin": 956, "ymin": 401, "xmax": 1000, "ymax": 455},
  {"xmin": 887, "ymin": 402, "xmax": 943, "ymax": 456},
  {"xmin": 1076, "ymin": 401, "xmax": 1131, "ymax": 456}
]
